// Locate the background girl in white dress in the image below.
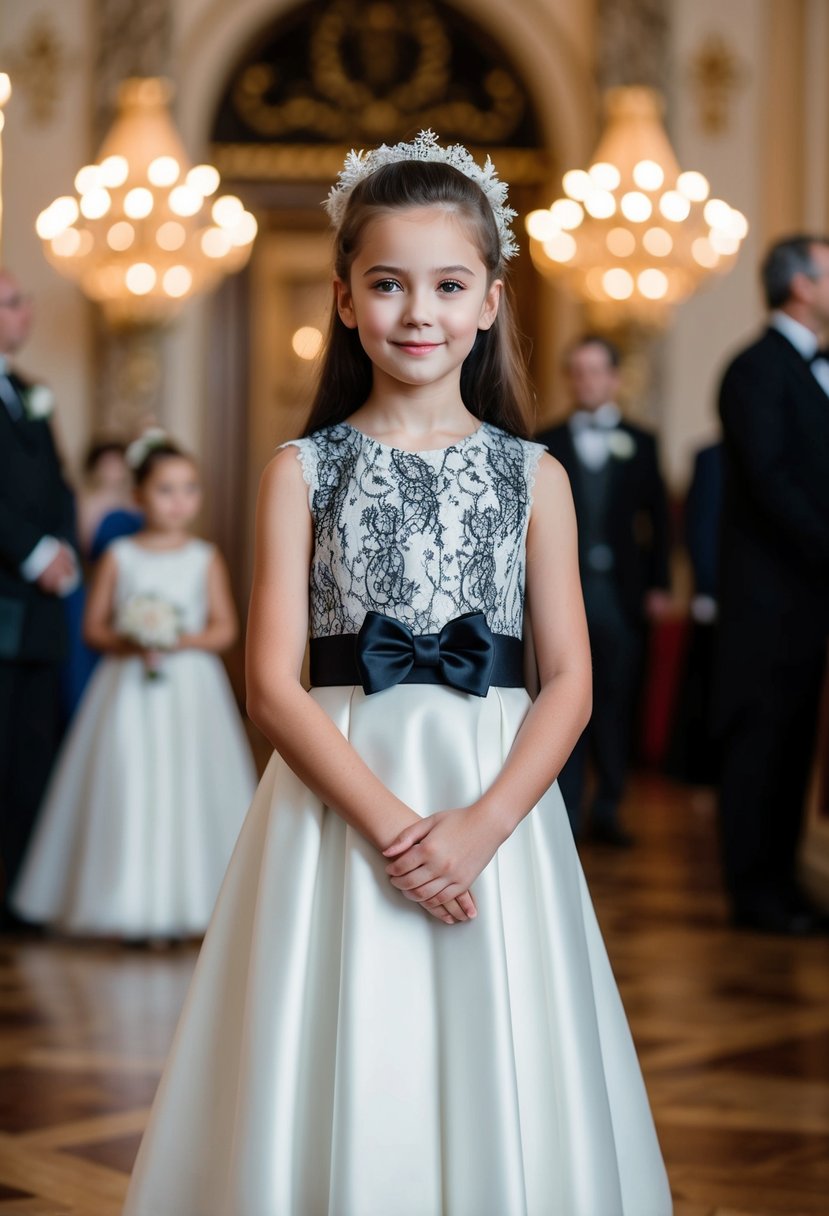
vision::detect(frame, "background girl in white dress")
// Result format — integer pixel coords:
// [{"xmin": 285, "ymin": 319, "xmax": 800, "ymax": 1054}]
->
[
  {"xmin": 124, "ymin": 136, "xmax": 672, "ymax": 1214},
  {"xmin": 12, "ymin": 436, "xmax": 256, "ymax": 939}
]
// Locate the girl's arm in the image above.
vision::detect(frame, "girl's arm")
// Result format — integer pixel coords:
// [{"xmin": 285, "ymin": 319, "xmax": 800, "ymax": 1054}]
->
[
  {"xmin": 384, "ymin": 454, "xmax": 593, "ymax": 909},
  {"xmin": 82, "ymin": 548, "xmax": 136, "ymax": 654},
  {"xmin": 178, "ymin": 550, "xmax": 238, "ymax": 653},
  {"xmin": 245, "ymin": 447, "xmax": 476, "ymax": 925}
]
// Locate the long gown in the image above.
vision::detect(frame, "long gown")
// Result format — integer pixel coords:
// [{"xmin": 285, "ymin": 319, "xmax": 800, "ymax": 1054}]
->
[
  {"xmin": 12, "ymin": 537, "xmax": 256, "ymax": 938},
  {"xmin": 123, "ymin": 422, "xmax": 672, "ymax": 1215}
]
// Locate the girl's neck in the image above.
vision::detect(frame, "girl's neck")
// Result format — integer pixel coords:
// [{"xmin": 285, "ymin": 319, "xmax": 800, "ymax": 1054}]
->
[
  {"xmin": 133, "ymin": 527, "xmax": 193, "ymax": 551},
  {"xmin": 351, "ymin": 379, "xmax": 477, "ymax": 446}
]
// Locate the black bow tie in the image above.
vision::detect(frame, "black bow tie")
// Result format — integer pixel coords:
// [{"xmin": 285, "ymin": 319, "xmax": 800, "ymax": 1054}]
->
[
  {"xmin": 808, "ymin": 349, "xmax": 829, "ymax": 365},
  {"xmin": 356, "ymin": 611, "xmax": 496, "ymax": 697}
]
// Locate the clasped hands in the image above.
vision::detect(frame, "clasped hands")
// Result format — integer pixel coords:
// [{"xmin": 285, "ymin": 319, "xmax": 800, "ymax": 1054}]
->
[{"xmin": 382, "ymin": 805, "xmax": 506, "ymax": 926}]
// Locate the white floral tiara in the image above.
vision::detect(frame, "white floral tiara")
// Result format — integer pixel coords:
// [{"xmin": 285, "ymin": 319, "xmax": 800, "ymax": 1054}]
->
[
  {"xmin": 125, "ymin": 426, "xmax": 170, "ymax": 471},
  {"xmin": 324, "ymin": 129, "xmax": 519, "ymax": 261}
]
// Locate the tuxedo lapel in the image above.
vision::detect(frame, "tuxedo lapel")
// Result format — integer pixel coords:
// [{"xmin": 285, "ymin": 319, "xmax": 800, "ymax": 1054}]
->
[{"xmin": 766, "ymin": 327, "xmax": 829, "ymax": 408}]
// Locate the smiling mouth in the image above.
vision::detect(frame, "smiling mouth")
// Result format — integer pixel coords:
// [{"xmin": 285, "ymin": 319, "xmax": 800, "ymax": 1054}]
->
[{"xmin": 392, "ymin": 341, "xmax": 443, "ymax": 355}]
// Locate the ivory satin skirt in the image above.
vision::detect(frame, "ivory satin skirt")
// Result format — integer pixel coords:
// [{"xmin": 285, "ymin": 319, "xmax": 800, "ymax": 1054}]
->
[
  {"xmin": 123, "ymin": 683, "xmax": 672, "ymax": 1216},
  {"xmin": 12, "ymin": 651, "xmax": 256, "ymax": 938}
]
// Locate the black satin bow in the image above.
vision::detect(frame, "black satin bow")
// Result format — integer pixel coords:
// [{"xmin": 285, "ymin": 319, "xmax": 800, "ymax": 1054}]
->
[
  {"xmin": 356, "ymin": 611, "xmax": 496, "ymax": 697},
  {"xmin": 809, "ymin": 348, "xmax": 829, "ymax": 365}
]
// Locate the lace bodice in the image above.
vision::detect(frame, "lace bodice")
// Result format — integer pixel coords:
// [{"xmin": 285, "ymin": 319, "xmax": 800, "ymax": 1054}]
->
[{"xmin": 285, "ymin": 422, "xmax": 545, "ymax": 639}]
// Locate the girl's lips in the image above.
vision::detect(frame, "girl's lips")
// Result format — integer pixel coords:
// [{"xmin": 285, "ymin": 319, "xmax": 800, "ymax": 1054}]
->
[{"xmin": 393, "ymin": 342, "xmax": 442, "ymax": 355}]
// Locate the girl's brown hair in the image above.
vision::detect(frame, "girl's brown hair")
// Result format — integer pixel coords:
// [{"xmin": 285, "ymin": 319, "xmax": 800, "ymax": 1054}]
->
[
  {"xmin": 132, "ymin": 442, "xmax": 193, "ymax": 487},
  {"xmin": 304, "ymin": 160, "xmax": 534, "ymax": 438}
]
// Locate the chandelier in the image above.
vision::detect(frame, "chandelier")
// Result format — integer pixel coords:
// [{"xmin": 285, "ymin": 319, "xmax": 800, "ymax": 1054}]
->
[
  {"xmin": 526, "ymin": 87, "xmax": 748, "ymax": 330},
  {"xmin": 35, "ymin": 78, "xmax": 257, "ymax": 326}
]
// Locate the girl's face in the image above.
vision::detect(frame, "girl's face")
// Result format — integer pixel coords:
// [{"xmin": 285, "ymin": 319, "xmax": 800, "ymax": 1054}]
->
[
  {"xmin": 334, "ymin": 207, "xmax": 501, "ymax": 397},
  {"xmin": 136, "ymin": 457, "xmax": 202, "ymax": 532}
]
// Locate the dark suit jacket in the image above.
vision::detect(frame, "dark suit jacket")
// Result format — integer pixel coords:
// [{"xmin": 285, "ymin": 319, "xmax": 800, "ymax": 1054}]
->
[
  {"xmin": 713, "ymin": 327, "xmax": 829, "ymax": 726},
  {"xmin": 685, "ymin": 442, "xmax": 723, "ymax": 599},
  {"xmin": 537, "ymin": 418, "xmax": 671, "ymax": 624},
  {"xmin": 0, "ymin": 372, "xmax": 75, "ymax": 662}
]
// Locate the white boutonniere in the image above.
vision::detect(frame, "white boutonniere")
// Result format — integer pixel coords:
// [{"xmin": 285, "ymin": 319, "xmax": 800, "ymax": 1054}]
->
[
  {"xmin": 607, "ymin": 430, "xmax": 636, "ymax": 460},
  {"xmin": 23, "ymin": 384, "xmax": 55, "ymax": 420}
]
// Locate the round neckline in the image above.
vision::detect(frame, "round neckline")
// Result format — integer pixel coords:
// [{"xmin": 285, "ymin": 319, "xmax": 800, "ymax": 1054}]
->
[
  {"xmin": 128, "ymin": 537, "xmax": 196, "ymax": 555},
  {"xmin": 341, "ymin": 420, "xmax": 486, "ymax": 456}
]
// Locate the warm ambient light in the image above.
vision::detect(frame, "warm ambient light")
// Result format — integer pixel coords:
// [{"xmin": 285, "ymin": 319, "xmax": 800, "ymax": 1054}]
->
[
  {"xmin": 291, "ymin": 326, "xmax": 324, "ymax": 360},
  {"xmin": 36, "ymin": 77, "xmax": 258, "ymax": 325},
  {"xmin": 525, "ymin": 86, "xmax": 748, "ymax": 330}
]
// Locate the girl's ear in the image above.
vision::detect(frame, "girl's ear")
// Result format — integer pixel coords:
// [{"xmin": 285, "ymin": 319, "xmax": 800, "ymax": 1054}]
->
[
  {"xmin": 334, "ymin": 277, "xmax": 358, "ymax": 330},
  {"xmin": 478, "ymin": 279, "xmax": 502, "ymax": 332}
]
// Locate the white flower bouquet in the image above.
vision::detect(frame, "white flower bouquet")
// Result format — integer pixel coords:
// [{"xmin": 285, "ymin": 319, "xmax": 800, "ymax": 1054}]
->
[{"xmin": 116, "ymin": 594, "xmax": 181, "ymax": 680}]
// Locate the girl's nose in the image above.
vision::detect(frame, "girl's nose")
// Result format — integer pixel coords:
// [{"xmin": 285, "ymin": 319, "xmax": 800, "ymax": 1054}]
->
[{"xmin": 401, "ymin": 287, "xmax": 433, "ymax": 327}]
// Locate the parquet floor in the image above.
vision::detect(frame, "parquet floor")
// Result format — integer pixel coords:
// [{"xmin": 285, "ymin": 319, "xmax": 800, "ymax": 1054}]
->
[{"xmin": 1, "ymin": 775, "xmax": 828, "ymax": 1215}]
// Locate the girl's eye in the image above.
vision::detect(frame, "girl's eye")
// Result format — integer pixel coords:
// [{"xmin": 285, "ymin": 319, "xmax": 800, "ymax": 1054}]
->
[
  {"xmin": 373, "ymin": 279, "xmax": 401, "ymax": 293},
  {"xmin": 438, "ymin": 280, "xmax": 465, "ymax": 293}
]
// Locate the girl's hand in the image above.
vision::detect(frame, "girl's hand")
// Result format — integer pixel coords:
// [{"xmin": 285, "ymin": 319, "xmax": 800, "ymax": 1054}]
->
[{"xmin": 383, "ymin": 806, "xmax": 506, "ymax": 916}]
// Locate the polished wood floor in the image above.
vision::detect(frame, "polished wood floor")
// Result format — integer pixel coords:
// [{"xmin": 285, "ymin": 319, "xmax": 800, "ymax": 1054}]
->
[{"xmin": 0, "ymin": 775, "xmax": 827, "ymax": 1215}]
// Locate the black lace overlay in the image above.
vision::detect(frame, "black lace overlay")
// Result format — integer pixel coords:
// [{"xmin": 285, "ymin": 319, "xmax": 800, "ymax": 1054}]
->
[{"xmin": 285, "ymin": 422, "xmax": 544, "ymax": 639}]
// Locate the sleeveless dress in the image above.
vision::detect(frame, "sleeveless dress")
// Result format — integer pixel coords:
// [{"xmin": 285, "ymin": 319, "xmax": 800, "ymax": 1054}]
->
[
  {"xmin": 123, "ymin": 424, "xmax": 672, "ymax": 1215},
  {"xmin": 12, "ymin": 537, "xmax": 256, "ymax": 938}
]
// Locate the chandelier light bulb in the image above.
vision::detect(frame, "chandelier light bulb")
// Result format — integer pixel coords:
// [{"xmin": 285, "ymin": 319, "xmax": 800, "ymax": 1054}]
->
[
  {"xmin": 125, "ymin": 262, "xmax": 156, "ymax": 295},
  {"xmin": 583, "ymin": 190, "xmax": 616, "ymax": 219},
  {"xmin": 155, "ymin": 220, "xmax": 186, "ymax": 251},
  {"xmin": 542, "ymin": 232, "xmax": 577, "ymax": 263},
  {"xmin": 162, "ymin": 265, "xmax": 193, "ymax": 297},
  {"xmin": 704, "ymin": 199, "xmax": 733, "ymax": 230},
  {"xmin": 0, "ymin": 73, "xmax": 11, "ymax": 107},
  {"xmin": 724, "ymin": 209, "xmax": 749, "ymax": 240},
  {"xmin": 606, "ymin": 227, "xmax": 636, "ymax": 257},
  {"xmin": 603, "ymin": 268, "xmax": 634, "ymax": 299},
  {"xmin": 692, "ymin": 237, "xmax": 719, "ymax": 268},
  {"xmin": 562, "ymin": 170, "xmax": 592, "ymax": 201},
  {"xmin": 642, "ymin": 227, "xmax": 673, "ymax": 257},
  {"xmin": 52, "ymin": 229, "xmax": 82, "ymax": 258},
  {"xmin": 212, "ymin": 195, "xmax": 245, "ymax": 229},
  {"xmin": 80, "ymin": 188, "xmax": 112, "ymax": 220},
  {"xmin": 186, "ymin": 165, "xmax": 220, "ymax": 196},
  {"xmin": 637, "ymin": 268, "xmax": 669, "ymax": 299},
  {"xmin": 620, "ymin": 192, "xmax": 652, "ymax": 222},
  {"xmin": 228, "ymin": 212, "xmax": 258, "ymax": 246},
  {"xmin": 292, "ymin": 326, "xmax": 325, "ymax": 360},
  {"xmin": 589, "ymin": 162, "xmax": 621, "ymax": 191},
  {"xmin": 148, "ymin": 156, "xmax": 180, "ymax": 187},
  {"xmin": 124, "ymin": 187, "xmax": 154, "ymax": 219},
  {"xmin": 75, "ymin": 164, "xmax": 102, "ymax": 194},
  {"xmin": 658, "ymin": 191, "xmax": 691, "ymax": 222},
  {"xmin": 709, "ymin": 230, "xmax": 740, "ymax": 255},
  {"xmin": 201, "ymin": 227, "xmax": 233, "ymax": 258},
  {"xmin": 99, "ymin": 155, "xmax": 129, "ymax": 188},
  {"xmin": 677, "ymin": 171, "xmax": 710, "ymax": 202},
  {"xmin": 107, "ymin": 221, "xmax": 135, "ymax": 251},
  {"xmin": 633, "ymin": 160, "xmax": 664, "ymax": 191},
  {"xmin": 549, "ymin": 198, "xmax": 584, "ymax": 230},
  {"xmin": 168, "ymin": 185, "xmax": 203, "ymax": 217},
  {"xmin": 525, "ymin": 209, "xmax": 559, "ymax": 242}
]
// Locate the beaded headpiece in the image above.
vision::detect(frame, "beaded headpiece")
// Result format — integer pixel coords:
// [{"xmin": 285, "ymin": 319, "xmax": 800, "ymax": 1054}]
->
[
  {"xmin": 125, "ymin": 426, "xmax": 170, "ymax": 471},
  {"xmin": 324, "ymin": 129, "xmax": 519, "ymax": 261}
]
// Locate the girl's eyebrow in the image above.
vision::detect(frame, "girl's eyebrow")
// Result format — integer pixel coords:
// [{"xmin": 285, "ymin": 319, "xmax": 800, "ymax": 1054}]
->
[{"xmin": 363, "ymin": 264, "xmax": 476, "ymax": 277}]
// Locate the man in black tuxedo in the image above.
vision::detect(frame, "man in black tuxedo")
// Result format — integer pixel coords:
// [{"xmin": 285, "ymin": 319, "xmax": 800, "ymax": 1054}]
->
[
  {"xmin": 0, "ymin": 269, "xmax": 79, "ymax": 925},
  {"xmin": 538, "ymin": 336, "xmax": 671, "ymax": 845},
  {"xmin": 714, "ymin": 235, "xmax": 829, "ymax": 934}
]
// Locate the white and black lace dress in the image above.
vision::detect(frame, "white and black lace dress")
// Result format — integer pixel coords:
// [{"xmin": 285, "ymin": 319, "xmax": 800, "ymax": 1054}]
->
[{"xmin": 124, "ymin": 422, "xmax": 672, "ymax": 1216}]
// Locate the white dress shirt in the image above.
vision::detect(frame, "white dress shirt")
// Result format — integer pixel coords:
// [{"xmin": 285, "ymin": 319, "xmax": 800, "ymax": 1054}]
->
[
  {"xmin": 568, "ymin": 402, "xmax": 622, "ymax": 471},
  {"xmin": 770, "ymin": 310, "xmax": 829, "ymax": 396}
]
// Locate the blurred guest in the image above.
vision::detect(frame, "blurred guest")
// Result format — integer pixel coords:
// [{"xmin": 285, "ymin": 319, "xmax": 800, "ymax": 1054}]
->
[
  {"xmin": 667, "ymin": 440, "xmax": 723, "ymax": 785},
  {"xmin": 0, "ymin": 268, "xmax": 79, "ymax": 926},
  {"xmin": 715, "ymin": 235, "xmax": 829, "ymax": 934},
  {"xmin": 538, "ymin": 335, "xmax": 671, "ymax": 845},
  {"xmin": 62, "ymin": 441, "xmax": 143, "ymax": 716}
]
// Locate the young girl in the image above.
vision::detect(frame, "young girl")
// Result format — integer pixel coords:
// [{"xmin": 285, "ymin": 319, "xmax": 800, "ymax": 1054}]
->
[
  {"xmin": 124, "ymin": 134, "xmax": 672, "ymax": 1214},
  {"xmin": 12, "ymin": 436, "xmax": 256, "ymax": 939}
]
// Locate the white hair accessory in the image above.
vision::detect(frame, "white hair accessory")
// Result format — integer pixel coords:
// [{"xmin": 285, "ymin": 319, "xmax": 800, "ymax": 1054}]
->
[
  {"xmin": 125, "ymin": 427, "xmax": 169, "ymax": 470},
  {"xmin": 324, "ymin": 129, "xmax": 519, "ymax": 261}
]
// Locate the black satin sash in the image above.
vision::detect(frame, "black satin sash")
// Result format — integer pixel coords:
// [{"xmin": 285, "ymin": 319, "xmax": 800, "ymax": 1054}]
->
[{"xmin": 310, "ymin": 611, "xmax": 524, "ymax": 697}]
